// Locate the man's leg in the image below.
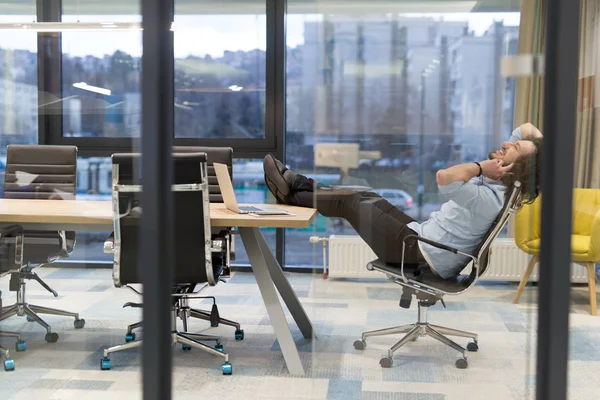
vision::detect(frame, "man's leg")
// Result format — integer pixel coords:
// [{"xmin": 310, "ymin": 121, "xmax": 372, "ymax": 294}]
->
[
  {"xmin": 263, "ymin": 154, "xmax": 423, "ymax": 265},
  {"xmin": 290, "ymin": 190, "xmax": 422, "ymax": 265}
]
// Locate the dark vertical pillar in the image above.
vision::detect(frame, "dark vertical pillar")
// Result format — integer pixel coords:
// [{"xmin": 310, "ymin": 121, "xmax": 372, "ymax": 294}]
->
[
  {"xmin": 140, "ymin": 1, "xmax": 174, "ymax": 399},
  {"xmin": 536, "ymin": 1, "xmax": 581, "ymax": 399}
]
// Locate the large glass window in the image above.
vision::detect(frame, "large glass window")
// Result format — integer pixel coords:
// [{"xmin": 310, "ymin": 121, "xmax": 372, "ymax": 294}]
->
[
  {"xmin": 0, "ymin": 15, "xmax": 38, "ymax": 192},
  {"xmin": 61, "ymin": 13, "xmax": 142, "ymax": 138},
  {"xmin": 173, "ymin": 5, "xmax": 267, "ymax": 139},
  {"xmin": 59, "ymin": 2, "xmax": 268, "ymax": 143},
  {"xmin": 285, "ymin": 10, "xmax": 521, "ymax": 266}
]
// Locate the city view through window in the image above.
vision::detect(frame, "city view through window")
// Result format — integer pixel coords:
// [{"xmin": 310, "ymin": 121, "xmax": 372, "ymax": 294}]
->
[{"xmin": 0, "ymin": 11, "xmax": 519, "ymax": 267}]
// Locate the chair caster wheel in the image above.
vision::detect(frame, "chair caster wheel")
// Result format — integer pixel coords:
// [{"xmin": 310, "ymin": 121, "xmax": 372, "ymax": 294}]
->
[
  {"xmin": 467, "ymin": 340, "xmax": 478, "ymax": 352},
  {"xmin": 456, "ymin": 357, "xmax": 468, "ymax": 369},
  {"xmin": 74, "ymin": 319, "xmax": 85, "ymax": 329},
  {"xmin": 234, "ymin": 329, "xmax": 244, "ymax": 341},
  {"xmin": 379, "ymin": 357, "xmax": 393, "ymax": 368},
  {"xmin": 125, "ymin": 332, "xmax": 136, "ymax": 343},
  {"xmin": 100, "ymin": 357, "xmax": 111, "ymax": 370},
  {"xmin": 211, "ymin": 322, "xmax": 219, "ymax": 328},
  {"xmin": 215, "ymin": 344, "xmax": 224, "ymax": 352},
  {"xmin": 182, "ymin": 344, "xmax": 192, "ymax": 351},
  {"xmin": 15, "ymin": 340, "xmax": 27, "ymax": 352},
  {"xmin": 353, "ymin": 339, "xmax": 366, "ymax": 350},
  {"xmin": 4, "ymin": 358, "xmax": 15, "ymax": 371},
  {"xmin": 45, "ymin": 332, "xmax": 59, "ymax": 343},
  {"xmin": 222, "ymin": 362, "xmax": 232, "ymax": 375},
  {"xmin": 411, "ymin": 336, "xmax": 418, "ymax": 342},
  {"xmin": 26, "ymin": 315, "xmax": 35, "ymax": 322}
]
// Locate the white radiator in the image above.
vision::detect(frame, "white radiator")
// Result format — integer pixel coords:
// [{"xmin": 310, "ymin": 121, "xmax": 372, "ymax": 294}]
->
[
  {"xmin": 327, "ymin": 236, "xmax": 590, "ymax": 283},
  {"xmin": 327, "ymin": 235, "xmax": 381, "ymax": 279}
]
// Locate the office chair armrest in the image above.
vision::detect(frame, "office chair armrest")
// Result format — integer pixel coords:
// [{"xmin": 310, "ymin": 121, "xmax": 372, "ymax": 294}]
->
[
  {"xmin": 400, "ymin": 234, "xmax": 477, "ymax": 282},
  {"xmin": 409, "ymin": 235, "xmax": 460, "ymax": 254},
  {"xmin": 0, "ymin": 225, "xmax": 24, "ymax": 238},
  {"xmin": 104, "ymin": 238, "xmax": 115, "ymax": 254}
]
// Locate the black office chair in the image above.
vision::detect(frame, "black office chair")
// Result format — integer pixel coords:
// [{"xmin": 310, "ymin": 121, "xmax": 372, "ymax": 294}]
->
[
  {"xmin": 353, "ymin": 182, "xmax": 523, "ymax": 369},
  {"xmin": 172, "ymin": 146, "xmax": 235, "ymax": 276},
  {"xmin": 0, "ymin": 145, "xmax": 84, "ymax": 344},
  {"xmin": 101, "ymin": 152, "xmax": 235, "ymax": 374},
  {"xmin": 171, "ymin": 146, "xmax": 238, "ymax": 328},
  {"xmin": 107, "ymin": 147, "xmax": 240, "ymax": 343}
]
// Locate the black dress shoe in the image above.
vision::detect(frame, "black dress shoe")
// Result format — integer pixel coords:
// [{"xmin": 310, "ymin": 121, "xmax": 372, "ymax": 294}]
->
[{"xmin": 263, "ymin": 154, "xmax": 290, "ymax": 204}]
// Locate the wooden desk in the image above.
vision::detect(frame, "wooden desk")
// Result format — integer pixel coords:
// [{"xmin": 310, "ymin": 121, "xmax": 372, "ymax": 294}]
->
[
  {"xmin": 0, "ymin": 199, "xmax": 316, "ymax": 230},
  {"xmin": 0, "ymin": 199, "xmax": 317, "ymax": 375}
]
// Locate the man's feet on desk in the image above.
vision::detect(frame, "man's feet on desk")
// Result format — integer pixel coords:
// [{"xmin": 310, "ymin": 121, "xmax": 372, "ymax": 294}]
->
[{"xmin": 263, "ymin": 154, "xmax": 317, "ymax": 204}]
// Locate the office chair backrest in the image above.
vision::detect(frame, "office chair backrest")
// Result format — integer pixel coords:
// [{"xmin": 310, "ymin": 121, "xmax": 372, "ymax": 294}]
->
[
  {"xmin": 110, "ymin": 152, "xmax": 215, "ymax": 286},
  {"xmin": 467, "ymin": 182, "xmax": 522, "ymax": 280},
  {"xmin": 173, "ymin": 146, "xmax": 233, "ymax": 203},
  {"xmin": 3, "ymin": 145, "xmax": 77, "ymax": 199}
]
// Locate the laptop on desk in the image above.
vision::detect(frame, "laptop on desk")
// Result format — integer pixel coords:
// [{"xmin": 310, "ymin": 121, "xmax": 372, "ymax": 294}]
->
[{"xmin": 214, "ymin": 163, "xmax": 290, "ymax": 216}]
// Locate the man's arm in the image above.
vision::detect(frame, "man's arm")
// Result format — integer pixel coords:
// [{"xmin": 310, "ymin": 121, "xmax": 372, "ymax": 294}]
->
[
  {"xmin": 510, "ymin": 122, "xmax": 543, "ymax": 143},
  {"xmin": 436, "ymin": 159, "xmax": 513, "ymax": 186},
  {"xmin": 436, "ymin": 163, "xmax": 479, "ymax": 186}
]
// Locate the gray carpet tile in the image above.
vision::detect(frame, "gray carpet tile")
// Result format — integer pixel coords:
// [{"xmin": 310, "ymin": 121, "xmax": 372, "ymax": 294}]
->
[{"xmin": 1, "ymin": 268, "xmax": 599, "ymax": 400}]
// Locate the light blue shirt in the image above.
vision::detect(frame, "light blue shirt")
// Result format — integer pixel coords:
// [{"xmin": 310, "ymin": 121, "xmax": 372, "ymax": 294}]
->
[{"xmin": 406, "ymin": 126, "xmax": 523, "ymax": 278}]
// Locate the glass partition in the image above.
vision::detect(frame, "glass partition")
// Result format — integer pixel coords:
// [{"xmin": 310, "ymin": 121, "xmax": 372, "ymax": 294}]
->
[
  {"xmin": 1, "ymin": 0, "xmax": 586, "ymax": 399},
  {"xmin": 285, "ymin": 6, "xmax": 523, "ymax": 267},
  {"xmin": 567, "ymin": 1, "xmax": 600, "ymax": 399},
  {"xmin": 282, "ymin": 1, "xmax": 545, "ymax": 399}
]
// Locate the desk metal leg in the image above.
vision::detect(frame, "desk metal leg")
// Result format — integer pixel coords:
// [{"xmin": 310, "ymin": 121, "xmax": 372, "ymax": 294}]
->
[
  {"xmin": 254, "ymin": 228, "xmax": 314, "ymax": 339},
  {"xmin": 239, "ymin": 227, "xmax": 305, "ymax": 376}
]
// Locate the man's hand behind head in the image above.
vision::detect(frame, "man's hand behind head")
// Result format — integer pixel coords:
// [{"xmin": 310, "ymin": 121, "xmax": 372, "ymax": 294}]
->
[
  {"xmin": 481, "ymin": 159, "xmax": 513, "ymax": 181},
  {"xmin": 521, "ymin": 122, "xmax": 543, "ymax": 139}
]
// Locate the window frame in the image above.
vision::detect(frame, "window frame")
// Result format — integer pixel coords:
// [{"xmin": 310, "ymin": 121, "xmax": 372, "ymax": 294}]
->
[{"xmin": 38, "ymin": 0, "xmax": 283, "ymax": 160}]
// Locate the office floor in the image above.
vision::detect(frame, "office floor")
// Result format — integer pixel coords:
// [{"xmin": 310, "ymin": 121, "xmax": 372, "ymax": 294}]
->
[{"xmin": 1, "ymin": 268, "xmax": 600, "ymax": 400}]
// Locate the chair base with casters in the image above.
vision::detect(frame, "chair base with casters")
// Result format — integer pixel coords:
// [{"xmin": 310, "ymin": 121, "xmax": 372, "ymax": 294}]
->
[
  {"xmin": 179, "ymin": 294, "xmax": 244, "ymax": 340},
  {"xmin": 100, "ymin": 302, "xmax": 233, "ymax": 375},
  {"xmin": 1, "ymin": 331, "xmax": 26, "ymax": 371},
  {"xmin": 513, "ymin": 256, "xmax": 598, "ymax": 316},
  {"xmin": 0, "ymin": 271, "xmax": 85, "ymax": 342},
  {"xmin": 354, "ymin": 296, "xmax": 478, "ymax": 369},
  {"xmin": 118, "ymin": 289, "xmax": 244, "ymax": 343}
]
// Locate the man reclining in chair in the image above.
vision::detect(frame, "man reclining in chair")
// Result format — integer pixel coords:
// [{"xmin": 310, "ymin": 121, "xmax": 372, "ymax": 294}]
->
[{"xmin": 264, "ymin": 123, "xmax": 542, "ymax": 280}]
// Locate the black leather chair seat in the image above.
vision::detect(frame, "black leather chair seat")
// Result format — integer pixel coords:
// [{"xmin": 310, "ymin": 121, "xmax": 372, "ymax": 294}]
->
[{"xmin": 368, "ymin": 259, "xmax": 473, "ymax": 294}]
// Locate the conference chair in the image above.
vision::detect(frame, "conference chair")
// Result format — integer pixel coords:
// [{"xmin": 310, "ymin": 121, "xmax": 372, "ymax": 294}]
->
[
  {"xmin": 101, "ymin": 152, "xmax": 237, "ymax": 374},
  {"xmin": 0, "ymin": 145, "xmax": 84, "ymax": 344},
  {"xmin": 173, "ymin": 146, "xmax": 235, "ymax": 277},
  {"xmin": 353, "ymin": 182, "xmax": 523, "ymax": 369},
  {"xmin": 513, "ymin": 189, "xmax": 600, "ymax": 315},
  {"xmin": 113, "ymin": 147, "xmax": 240, "ymax": 342}
]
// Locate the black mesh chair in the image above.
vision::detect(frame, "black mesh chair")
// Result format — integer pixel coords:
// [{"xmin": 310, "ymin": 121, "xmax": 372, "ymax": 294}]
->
[
  {"xmin": 0, "ymin": 145, "xmax": 84, "ymax": 344},
  {"xmin": 101, "ymin": 152, "xmax": 236, "ymax": 375},
  {"xmin": 353, "ymin": 182, "xmax": 522, "ymax": 369}
]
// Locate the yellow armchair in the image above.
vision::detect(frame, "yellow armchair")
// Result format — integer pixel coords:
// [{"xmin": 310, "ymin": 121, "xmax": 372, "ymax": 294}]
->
[{"xmin": 513, "ymin": 189, "xmax": 600, "ymax": 315}]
